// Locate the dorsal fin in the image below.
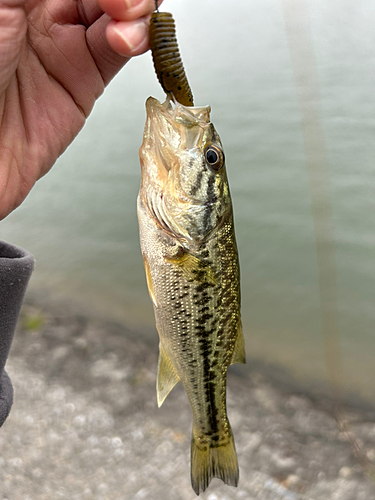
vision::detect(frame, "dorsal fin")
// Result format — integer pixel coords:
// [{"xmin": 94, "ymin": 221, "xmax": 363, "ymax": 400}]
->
[{"xmin": 157, "ymin": 343, "xmax": 180, "ymax": 407}]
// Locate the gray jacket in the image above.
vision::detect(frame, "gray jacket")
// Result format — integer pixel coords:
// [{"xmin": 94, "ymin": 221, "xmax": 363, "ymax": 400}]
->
[{"xmin": 0, "ymin": 241, "xmax": 34, "ymax": 427}]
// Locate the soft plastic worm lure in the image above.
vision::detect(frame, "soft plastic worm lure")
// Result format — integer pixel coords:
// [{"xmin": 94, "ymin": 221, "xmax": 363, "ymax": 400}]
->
[{"xmin": 149, "ymin": 4, "xmax": 194, "ymax": 106}]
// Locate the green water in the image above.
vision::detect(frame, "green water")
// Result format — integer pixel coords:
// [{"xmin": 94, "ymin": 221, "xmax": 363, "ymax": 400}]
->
[{"xmin": 1, "ymin": 0, "xmax": 375, "ymax": 402}]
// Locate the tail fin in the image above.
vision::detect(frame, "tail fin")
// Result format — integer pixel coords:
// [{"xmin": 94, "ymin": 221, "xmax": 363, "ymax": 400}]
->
[{"xmin": 190, "ymin": 427, "xmax": 239, "ymax": 495}]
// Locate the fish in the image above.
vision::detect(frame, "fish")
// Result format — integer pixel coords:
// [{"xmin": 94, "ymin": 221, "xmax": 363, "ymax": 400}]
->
[{"xmin": 137, "ymin": 96, "xmax": 245, "ymax": 495}]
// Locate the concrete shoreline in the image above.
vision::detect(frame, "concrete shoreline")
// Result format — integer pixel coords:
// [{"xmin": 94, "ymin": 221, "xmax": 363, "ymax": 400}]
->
[{"xmin": 1, "ymin": 294, "xmax": 375, "ymax": 500}]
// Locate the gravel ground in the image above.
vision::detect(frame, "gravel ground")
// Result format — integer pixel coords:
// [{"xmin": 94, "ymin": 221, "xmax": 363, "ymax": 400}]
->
[{"xmin": 1, "ymin": 296, "xmax": 375, "ymax": 500}]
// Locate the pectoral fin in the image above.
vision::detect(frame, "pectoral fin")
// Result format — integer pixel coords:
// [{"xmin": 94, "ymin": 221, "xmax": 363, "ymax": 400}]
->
[
  {"xmin": 230, "ymin": 321, "xmax": 246, "ymax": 365},
  {"xmin": 143, "ymin": 254, "xmax": 157, "ymax": 306},
  {"xmin": 165, "ymin": 250, "xmax": 218, "ymax": 285},
  {"xmin": 157, "ymin": 344, "xmax": 180, "ymax": 407}
]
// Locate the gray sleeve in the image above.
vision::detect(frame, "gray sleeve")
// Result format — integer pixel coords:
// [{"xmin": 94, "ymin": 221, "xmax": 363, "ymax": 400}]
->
[{"xmin": 0, "ymin": 241, "xmax": 34, "ymax": 427}]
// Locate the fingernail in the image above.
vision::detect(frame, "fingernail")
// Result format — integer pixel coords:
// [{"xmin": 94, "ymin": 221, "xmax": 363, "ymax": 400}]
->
[
  {"xmin": 123, "ymin": 0, "xmax": 142, "ymax": 8},
  {"xmin": 113, "ymin": 20, "xmax": 147, "ymax": 51}
]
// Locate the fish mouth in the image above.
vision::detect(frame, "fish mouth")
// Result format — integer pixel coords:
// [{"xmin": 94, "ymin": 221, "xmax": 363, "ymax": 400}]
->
[
  {"xmin": 145, "ymin": 96, "xmax": 211, "ymax": 128},
  {"xmin": 143, "ymin": 96, "xmax": 212, "ymax": 176}
]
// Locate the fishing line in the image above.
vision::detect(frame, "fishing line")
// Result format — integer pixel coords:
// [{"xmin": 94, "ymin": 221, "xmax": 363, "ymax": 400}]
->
[{"xmin": 280, "ymin": 0, "xmax": 375, "ymax": 478}]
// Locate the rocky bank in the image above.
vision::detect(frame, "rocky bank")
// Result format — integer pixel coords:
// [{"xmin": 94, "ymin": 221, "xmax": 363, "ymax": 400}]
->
[{"xmin": 1, "ymin": 294, "xmax": 375, "ymax": 500}]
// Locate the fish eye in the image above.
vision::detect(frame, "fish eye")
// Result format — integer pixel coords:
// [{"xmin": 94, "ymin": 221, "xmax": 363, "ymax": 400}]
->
[{"xmin": 204, "ymin": 145, "xmax": 225, "ymax": 171}]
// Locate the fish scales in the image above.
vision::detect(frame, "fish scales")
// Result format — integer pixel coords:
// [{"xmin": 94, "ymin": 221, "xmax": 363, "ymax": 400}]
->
[{"xmin": 137, "ymin": 96, "xmax": 245, "ymax": 495}]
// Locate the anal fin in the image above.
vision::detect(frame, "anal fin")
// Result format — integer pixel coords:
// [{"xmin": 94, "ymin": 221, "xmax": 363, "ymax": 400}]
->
[
  {"xmin": 231, "ymin": 321, "xmax": 246, "ymax": 365},
  {"xmin": 157, "ymin": 343, "xmax": 180, "ymax": 407}
]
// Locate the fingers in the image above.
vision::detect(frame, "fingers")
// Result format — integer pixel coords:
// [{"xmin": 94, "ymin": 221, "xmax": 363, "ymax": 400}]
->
[
  {"xmin": 86, "ymin": 14, "xmax": 131, "ymax": 86},
  {"xmin": 77, "ymin": 0, "xmax": 104, "ymax": 27},
  {"xmin": 86, "ymin": 0, "xmax": 162, "ymax": 85},
  {"xmin": 105, "ymin": 17, "xmax": 150, "ymax": 56},
  {"xmin": 98, "ymin": 0, "xmax": 162, "ymax": 56},
  {"xmin": 97, "ymin": 0, "xmax": 161, "ymax": 22}
]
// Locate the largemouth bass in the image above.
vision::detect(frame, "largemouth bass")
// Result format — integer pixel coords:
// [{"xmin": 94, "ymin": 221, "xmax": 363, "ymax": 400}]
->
[{"xmin": 137, "ymin": 96, "xmax": 245, "ymax": 495}]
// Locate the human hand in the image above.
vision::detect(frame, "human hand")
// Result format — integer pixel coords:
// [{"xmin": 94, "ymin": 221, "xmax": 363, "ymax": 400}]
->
[{"xmin": 0, "ymin": 0, "xmax": 162, "ymax": 220}]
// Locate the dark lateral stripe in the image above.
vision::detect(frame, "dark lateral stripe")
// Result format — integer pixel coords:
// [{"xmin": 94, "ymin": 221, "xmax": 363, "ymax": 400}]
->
[
  {"xmin": 190, "ymin": 168, "xmax": 203, "ymax": 196},
  {"xmin": 206, "ymin": 174, "xmax": 217, "ymax": 203},
  {"xmin": 193, "ymin": 278, "xmax": 221, "ymax": 434},
  {"xmin": 202, "ymin": 175, "xmax": 217, "ymax": 234}
]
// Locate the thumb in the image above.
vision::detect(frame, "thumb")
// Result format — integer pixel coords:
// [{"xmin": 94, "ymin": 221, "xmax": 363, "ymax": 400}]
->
[{"xmin": 0, "ymin": 1, "xmax": 27, "ymax": 95}]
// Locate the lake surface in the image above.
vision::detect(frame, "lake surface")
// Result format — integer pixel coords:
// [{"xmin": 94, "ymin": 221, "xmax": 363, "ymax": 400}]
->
[{"xmin": 1, "ymin": 0, "xmax": 374, "ymax": 403}]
